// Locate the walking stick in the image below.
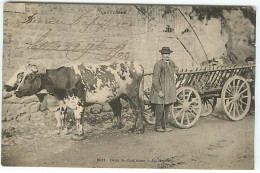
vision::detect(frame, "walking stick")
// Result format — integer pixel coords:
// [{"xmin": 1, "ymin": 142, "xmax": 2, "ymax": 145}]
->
[{"xmin": 163, "ymin": 62, "xmax": 166, "ymax": 131}]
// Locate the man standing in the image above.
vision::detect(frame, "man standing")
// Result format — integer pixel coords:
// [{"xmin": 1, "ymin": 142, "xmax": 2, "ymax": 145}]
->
[
  {"xmin": 150, "ymin": 47, "xmax": 179, "ymax": 132},
  {"xmin": 245, "ymin": 56, "xmax": 255, "ymax": 115}
]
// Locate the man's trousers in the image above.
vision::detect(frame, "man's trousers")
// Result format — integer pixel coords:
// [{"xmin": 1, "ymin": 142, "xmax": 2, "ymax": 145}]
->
[{"xmin": 155, "ymin": 104, "xmax": 171, "ymax": 130}]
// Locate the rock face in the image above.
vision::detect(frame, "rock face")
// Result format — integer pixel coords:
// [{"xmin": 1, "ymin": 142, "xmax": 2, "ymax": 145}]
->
[
  {"xmin": 29, "ymin": 102, "xmax": 40, "ymax": 113},
  {"xmin": 2, "ymin": 92, "xmax": 134, "ymax": 139},
  {"xmin": 90, "ymin": 104, "xmax": 103, "ymax": 114},
  {"xmin": 102, "ymin": 103, "xmax": 112, "ymax": 112}
]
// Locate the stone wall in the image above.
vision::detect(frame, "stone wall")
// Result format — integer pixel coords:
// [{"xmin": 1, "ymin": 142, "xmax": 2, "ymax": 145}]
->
[{"xmin": 2, "ymin": 90, "xmax": 132, "ymax": 140}]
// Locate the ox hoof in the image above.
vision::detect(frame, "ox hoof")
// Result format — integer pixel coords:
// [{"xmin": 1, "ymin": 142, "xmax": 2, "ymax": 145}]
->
[
  {"xmin": 71, "ymin": 134, "xmax": 85, "ymax": 141},
  {"xmin": 117, "ymin": 123, "xmax": 123, "ymax": 129},
  {"xmin": 136, "ymin": 126, "xmax": 145, "ymax": 134},
  {"xmin": 128, "ymin": 128, "xmax": 135, "ymax": 133},
  {"xmin": 136, "ymin": 129, "xmax": 144, "ymax": 134},
  {"xmin": 61, "ymin": 128, "xmax": 69, "ymax": 135},
  {"xmin": 54, "ymin": 130, "xmax": 60, "ymax": 136},
  {"xmin": 111, "ymin": 124, "xmax": 117, "ymax": 129}
]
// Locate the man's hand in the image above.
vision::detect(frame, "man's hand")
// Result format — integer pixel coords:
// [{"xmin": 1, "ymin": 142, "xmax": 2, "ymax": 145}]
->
[
  {"xmin": 159, "ymin": 91, "xmax": 164, "ymax": 98},
  {"xmin": 246, "ymin": 79, "xmax": 254, "ymax": 83}
]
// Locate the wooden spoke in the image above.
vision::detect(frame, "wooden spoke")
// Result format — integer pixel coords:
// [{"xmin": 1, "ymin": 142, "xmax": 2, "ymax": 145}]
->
[
  {"xmin": 225, "ymin": 99, "xmax": 233, "ymax": 109},
  {"xmin": 176, "ymin": 97, "xmax": 183, "ymax": 104},
  {"xmin": 228, "ymin": 102, "xmax": 234, "ymax": 114},
  {"xmin": 207, "ymin": 99, "xmax": 213, "ymax": 106},
  {"xmin": 175, "ymin": 109, "xmax": 184, "ymax": 118},
  {"xmin": 191, "ymin": 106, "xmax": 200, "ymax": 113},
  {"xmin": 191, "ymin": 106, "xmax": 200, "ymax": 109},
  {"xmin": 188, "ymin": 109, "xmax": 197, "ymax": 117},
  {"xmin": 222, "ymin": 75, "xmax": 251, "ymax": 121},
  {"xmin": 237, "ymin": 101, "xmax": 244, "ymax": 112},
  {"xmin": 186, "ymin": 90, "xmax": 192, "ymax": 101},
  {"xmin": 235, "ymin": 79, "xmax": 241, "ymax": 92},
  {"xmin": 237, "ymin": 81, "xmax": 245, "ymax": 92},
  {"xmin": 180, "ymin": 111, "xmax": 185, "ymax": 125},
  {"xmin": 232, "ymin": 103, "xmax": 236, "ymax": 117},
  {"xmin": 229, "ymin": 80, "xmax": 234, "ymax": 91},
  {"xmin": 238, "ymin": 99, "xmax": 247, "ymax": 106},
  {"xmin": 227, "ymin": 86, "xmax": 233, "ymax": 94},
  {"xmin": 186, "ymin": 113, "xmax": 190, "ymax": 124},
  {"xmin": 225, "ymin": 97, "xmax": 233, "ymax": 100},
  {"xmin": 202, "ymin": 99, "xmax": 209, "ymax": 105},
  {"xmin": 232, "ymin": 79, "xmax": 237, "ymax": 91},
  {"xmin": 172, "ymin": 105, "xmax": 183, "ymax": 109},
  {"xmin": 232, "ymin": 80, "xmax": 237, "ymax": 92},
  {"xmin": 239, "ymin": 88, "xmax": 248, "ymax": 95},
  {"xmin": 190, "ymin": 107, "xmax": 200, "ymax": 114},
  {"xmin": 235, "ymin": 102, "xmax": 240, "ymax": 117}
]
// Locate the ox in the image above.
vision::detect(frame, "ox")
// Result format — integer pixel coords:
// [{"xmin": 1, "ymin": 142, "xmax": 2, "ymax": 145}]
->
[{"xmin": 4, "ymin": 61, "xmax": 145, "ymax": 139}]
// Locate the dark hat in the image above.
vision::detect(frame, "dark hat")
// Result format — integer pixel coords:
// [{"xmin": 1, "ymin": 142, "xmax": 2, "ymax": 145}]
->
[
  {"xmin": 159, "ymin": 47, "xmax": 173, "ymax": 54},
  {"xmin": 245, "ymin": 56, "xmax": 255, "ymax": 62}
]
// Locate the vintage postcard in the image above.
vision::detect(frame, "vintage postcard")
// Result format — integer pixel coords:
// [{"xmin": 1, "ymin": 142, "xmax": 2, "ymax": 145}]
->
[{"xmin": 1, "ymin": 2, "xmax": 256, "ymax": 169}]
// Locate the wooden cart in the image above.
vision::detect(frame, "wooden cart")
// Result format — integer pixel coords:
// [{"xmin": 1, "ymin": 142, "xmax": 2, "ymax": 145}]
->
[{"xmin": 143, "ymin": 64, "xmax": 255, "ymax": 128}]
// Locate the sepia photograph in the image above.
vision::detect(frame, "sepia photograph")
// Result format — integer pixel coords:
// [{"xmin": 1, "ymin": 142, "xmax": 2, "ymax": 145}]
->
[{"xmin": 1, "ymin": 2, "xmax": 256, "ymax": 169}]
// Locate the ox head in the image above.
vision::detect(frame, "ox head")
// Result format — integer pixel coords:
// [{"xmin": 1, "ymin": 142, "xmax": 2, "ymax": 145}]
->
[{"xmin": 4, "ymin": 64, "xmax": 42, "ymax": 98}]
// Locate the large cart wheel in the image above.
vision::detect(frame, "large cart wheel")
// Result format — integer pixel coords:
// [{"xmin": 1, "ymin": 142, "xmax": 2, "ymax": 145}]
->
[
  {"xmin": 171, "ymin": 87, "xmax": 202, "ymax": 128},
  {"xmin": 201, "ymin": 97, "xmax": 217, "ymax": 117},
  {"xmin": 221, "ymin": 75, "xmax": 251, "ymax": 121}
]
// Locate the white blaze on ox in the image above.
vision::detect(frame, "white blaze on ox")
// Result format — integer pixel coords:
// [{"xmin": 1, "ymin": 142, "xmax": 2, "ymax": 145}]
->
[{"xmin": 5, "ymin": 64, "xmax": 38, "ymax": 91}]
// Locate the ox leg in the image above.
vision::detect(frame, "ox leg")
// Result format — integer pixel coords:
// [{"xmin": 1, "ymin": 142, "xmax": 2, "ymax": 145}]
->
[
  {"xmin": 54, "ymin": 107, "xmax": 68, "ymax": 135},
  {"xmin": 54, "ymin": 111, "xmax": 62, "ymax": 135},
  {"xmin": 109, "ymin": 98, "xmax": 123, "ymax": 129},
  {"xmin": 61, "ymin": 108, "xmax": 68, "ymax": 135},
  {"xmin": 122, "ymin": 95, "xmax": 144, "ymax": 134},
  {"xmin": 72, "ymin": 106, "xmax": 85, "ymax": 140}
]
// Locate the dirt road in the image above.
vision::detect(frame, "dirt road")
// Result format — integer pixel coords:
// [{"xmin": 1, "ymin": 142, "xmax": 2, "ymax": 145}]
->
[{"xmin": 1, "ymin": 108, "xmax": 254, "ymax": 169}]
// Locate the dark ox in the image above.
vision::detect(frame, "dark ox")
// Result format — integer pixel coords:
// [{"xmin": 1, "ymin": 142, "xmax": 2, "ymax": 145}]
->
[{"xmin": 4, "ymin": 62, "xmax": 145, "ymax": 138}]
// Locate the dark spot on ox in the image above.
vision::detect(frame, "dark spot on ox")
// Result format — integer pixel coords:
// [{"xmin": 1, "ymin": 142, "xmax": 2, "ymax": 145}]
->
[
  {"xmin": 109, "ymin": 63, "xmax": 117, "ymax": 70},
  {"xmin": 120, "ymin": 63, "xmax": 128, "ymax": 73},
  {"xmin": 100, "ymin": 65, "xmax": 108, "ymax": 71},
  {"xmin": 78, "ymin": 64, "xmax": 97, "ymax": 92},
  {"xmin": 96, "ymin": 67, "xmax": 117, "ymax": 89}
]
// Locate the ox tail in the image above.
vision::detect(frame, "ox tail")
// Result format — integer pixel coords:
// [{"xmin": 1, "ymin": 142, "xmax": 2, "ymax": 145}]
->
[
  {"xmin": 138, "ymin": 66, "xmax": 145, "ymax": 112},
  {"xmin": 139, "ymin": 75, "xmax": 144, "ymax": 101}
]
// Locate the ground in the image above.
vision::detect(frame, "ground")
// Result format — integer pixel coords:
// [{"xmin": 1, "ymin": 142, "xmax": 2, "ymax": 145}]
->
[{"xmin": 1, "ymin": 101, "xmax": 254, "ymax": 169}]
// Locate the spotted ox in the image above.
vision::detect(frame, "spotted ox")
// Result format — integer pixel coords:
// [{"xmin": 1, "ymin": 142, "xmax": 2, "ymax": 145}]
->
[{"xmin": 4, "ymin": 62, "xmax": 145, "ymax": 139}]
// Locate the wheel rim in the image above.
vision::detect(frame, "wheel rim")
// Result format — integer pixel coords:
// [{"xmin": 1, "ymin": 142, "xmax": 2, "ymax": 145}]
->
[
  {"xmin": 201, "ymin": 97, "xmax": 217, "ymax": 117},
  {"xmin": 221, "ymin": 75, "xmax": 251, "ymax": 121},
  {"xmin": 171, "ymin": 87, "xmax": 201, "ymax": 128}
]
